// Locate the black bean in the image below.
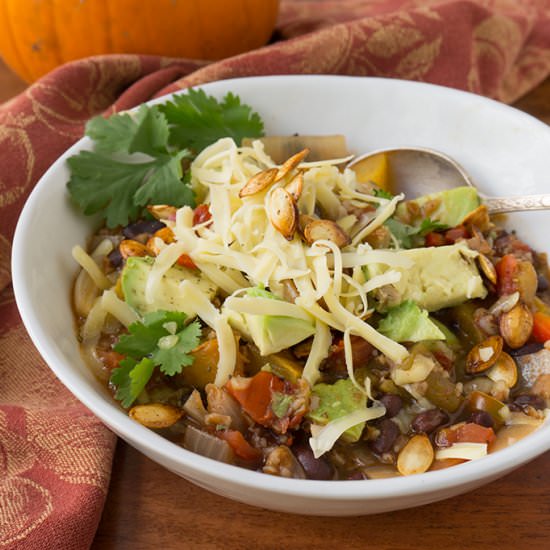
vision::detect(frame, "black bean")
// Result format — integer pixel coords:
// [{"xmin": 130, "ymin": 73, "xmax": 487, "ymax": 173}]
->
[
  {"xmin": 510, "ymin": 394, "xmax": 547, "ymax": 412},
  {"xmin": 107, "ymin": 248, "xmax": 123, "ymax": 268},
  {"xmin": 469, "ymin": 410, "xmax": 494, "ymax": 428},
  {"xmin": 292, "ymin": 442, "xmax": 334, "ymax": 480},
  {"xmin": 369, "ymin": 419, "xmax": 400, "ymax": 454},
  {"xmin": 509, "ymin": 342, "xmax": 544, "ymax": 357},
  {"xmin": 411, "ymin": 408, "xmax": 449, "ymax": 434},
  {"xmin": 379, "ymin": 394, "xmax": 403, "ymax": 419},
  {"xmin": 537, "ymin": 274, "xmax": 549, "ymax": 292},
  {"xmin": 123, "ymin": 219, "xmax": 165, "ymax": 239}
]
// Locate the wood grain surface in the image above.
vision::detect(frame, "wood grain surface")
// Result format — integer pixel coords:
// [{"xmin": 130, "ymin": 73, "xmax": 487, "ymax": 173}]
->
[{"xmin": 2, "ymin": 58, "xmax": 549, "ymax": 550}]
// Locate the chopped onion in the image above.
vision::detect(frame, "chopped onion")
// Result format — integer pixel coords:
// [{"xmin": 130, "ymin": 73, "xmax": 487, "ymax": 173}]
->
[{"xmin": 183, "ymin": 424, "xmax": 234, "ymax": 464}]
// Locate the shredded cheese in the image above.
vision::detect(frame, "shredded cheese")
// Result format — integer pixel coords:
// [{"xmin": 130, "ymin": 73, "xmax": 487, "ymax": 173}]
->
[
  {"xmin": 324, "ymin": 286, "xmax": 408, "ymax": 363},
  {"xmin": 101, "ymin": 289, "xmax": 139, "ymax": 327},
  {"xmin": 224, "ymin": 296, "xmax": 313, "ymax": 322},
  {"xmin": 302, "ymin": 320, "xmax": 331, "ymax": 386},
  {"xmin": 72, "ymin": 245, "xmax": 111, "ymax": 290},
  {"xmin": 309, "ymin": 405, "xmax": 386, "ymax": 458},
  {"xmin": 435, "ymin": 443, "xmax": 488, "ymax": 461},
  {"xmin": 90, "ymin": 137, "xmax": 414, "ymax": 388}
]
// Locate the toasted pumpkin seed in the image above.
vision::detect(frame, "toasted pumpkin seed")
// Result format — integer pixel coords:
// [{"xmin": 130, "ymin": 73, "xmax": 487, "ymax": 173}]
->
[
  {"xmin": 303, "ymin": 219, "xmax": 351, "ymax": 248},
  {"xmin": 147, "ymin": 204, "xmax": 177, "ymax": 220},
  {"xmin": 147, "ymin": 226, "xmax": 175, "ymax": 255},
  {"xmin": 465, "ymin": 335, "xmax": 503, "ymax": 374},
  {"xmin": 239, "ymin": 167, "xmax": 278, "ymax": 197},
  {"xmin": 477, "ymin": 254, "xmax": 497, "ymax": 285},
  {"xmin": 119, "ymin": 239, "xmax": 151, "ymax": 259},
  {"xmin": 284, "ymin": 171, "xmax": 304, "ymax": 200},
  {"xmin": 396, "ymin": 434, "xmax": 434, "ymax": 476},
  {"xmin": 129, "ymin": 403, "xmax": 183, "ymax": 428},
  {"xmin": 274, "ymin": 148, "xmax": 309, "ymax": 182},
  {"xmin": 269, "ymin": 187, "xmax": 298, "ymax": 240},
  {"xmin": 299, "ymin": 213, "xmax": 316, "ymax": 233},
  {"xmin": 463, "ymin": 205, "xmax": 491, "ymax": 232},
  {"xmin": 500, "ymin": 303, "xmax": 533, "ymax": 349},
  {"xmin": 486, "ymin": 351, "xmax": 518, "ymax": 388}
]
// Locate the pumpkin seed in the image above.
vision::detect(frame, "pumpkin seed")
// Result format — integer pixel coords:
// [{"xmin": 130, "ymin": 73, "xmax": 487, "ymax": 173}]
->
[
  {"xmin": 299, "ymin": 213, "xmax": 316, "ymax": 233},
  {"xmin": 486, "ymin": 351, "xmax": 518, "ymax": 388},
  {"xmin": 303, "ymin": 219, "xmax": 351, "ymax": 248},
  {"xmin": 119, "ymin": 239, "xmax": 151, "ymax": 259},
  {"xmin": 147, "ymin": 204, "xmax": 177, "ymax": 220},
  {"xmin": 477, "ymin": 254, "xmax": 497, "ymax": 285},
  {"xmin": 274, "ymin": 148, "xmax": 309, "ymax": 182},
  {"xmin": 129, "ymin": 403, "xmax": 183, "ymax": 429},
  {"xmin": 499, "ymin": 303, "xmax": 534, "ymax": 349},
  {"xmin": 465, "ymin": 335, "xmax": 503, "ymax": 374},
  {"xmin": 396, "ymin": 434, "xmax": 434, "ymax": 476},
  {"xmin": 239, "ymin": 167, "xmax": 278, "ymax": 197},
  {"xmin": 284, "ymin": 171, "xmax": 304, "ymax": 200},
  {"xmin": 147, "ymin": 226, "xmax": 175, "ymax": 255},
  {"xmin": 268, "ymin": 187, "xmax": 298, "ymax": 240},
  {"xmin": 462, "ymin": 205, "xmax": 491, "ymax": 232}
]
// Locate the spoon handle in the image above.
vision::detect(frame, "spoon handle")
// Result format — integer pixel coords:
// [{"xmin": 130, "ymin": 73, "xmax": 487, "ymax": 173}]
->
[{"xmin": 484, "ymin": 194, "xmax": 550, "ymax": 214}]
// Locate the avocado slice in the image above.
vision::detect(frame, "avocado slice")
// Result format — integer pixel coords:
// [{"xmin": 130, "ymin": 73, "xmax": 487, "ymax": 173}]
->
[
  {"xmin": 378, "ymin": 301, "xmax": 445, "ymax": 342},
  {"xmin": 396, "ymin": 186, "xmax": 480, "ymax": 227},
  {"xmin": 307, "ymin": 379, "xmax": 367, "ymax": 443},
  {"xmin": 121, "ymin": 256, "xmax": 217, "ymax": 317},
  {"xmin": 366, "ymin": 242, "xmax": 487, "ymax": 312},
  {"xmin": 224, "ymin": 287, "xmax": 315, "ymax": 356}
]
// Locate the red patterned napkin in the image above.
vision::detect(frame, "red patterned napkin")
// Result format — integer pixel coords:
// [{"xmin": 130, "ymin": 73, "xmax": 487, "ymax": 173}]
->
[{"xmin": 1, "ymin": 1, "xmax": 550, "ymax": 548}]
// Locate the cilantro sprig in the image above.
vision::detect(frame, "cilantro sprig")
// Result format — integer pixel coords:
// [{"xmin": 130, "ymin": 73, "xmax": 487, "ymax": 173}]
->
[
  {"xmin": 67, "ymin": 89, "xmax": 264, "ymax": 228},
  {"xmin": 111, "ymin": 310, "xmax": 201, "ymax": 408},
  {"xmin": 385, "ymin": 217, "xmax": 450, "ymax": 249}
]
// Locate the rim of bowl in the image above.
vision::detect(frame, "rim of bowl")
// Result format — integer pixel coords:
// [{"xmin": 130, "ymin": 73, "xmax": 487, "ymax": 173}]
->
[{"xmin": 12, "ymin": 75, "xmax": 550, "ymax": 501}]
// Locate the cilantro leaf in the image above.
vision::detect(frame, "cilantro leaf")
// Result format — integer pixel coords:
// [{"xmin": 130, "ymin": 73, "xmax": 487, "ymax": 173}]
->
[
  {"xmin": 67, "ymin": 152, "xmax": 153, "ymax": 227},
  {"xmin": 417, "ymin": 218, "xmax": 449, "ymax": 236},
  {"xmin": 111, "ymin": 311, "xmax": 201, "ymax": 406},
  {"xmin": 133, "ymin": 152, "xmax": 194, "ymax": 207},
  {"xmin": 67, "ymin": 148, "xmax": 193, "ymax": 228},
  {"xmin": 67, "ymin": 89, "xmax": 263, "ymax": 227},
  {"xmin": 160, "ymin": 89, "xmax": 264, "ymax": 152},
  {"xmin": 115, "ymin": 310, "xmax": 188, "ymax": 358},
  {"xmin": 385, "ymin": 217, "xmax": 450, "ymax": 249},
  {"xmin": 127, "ymin": 106, "xmax": 170, "ymax": 156},
  {"xmin": 111, "ymin": 357, "xmax": 155, "ymax": 408},
  {"xmin": 384, "ymin": 218, "xmax": 416, "ymax": 248},
  {"xmin": 373, "ymin": 188, "xmax": 394, "ymax": 200},
  {"xmin": 86, "ymin": 111, "xmax": 138, "ymax": 153},
  {"xmin": 152, "ymin": 320, "xmax": 201, "ymax": 376}
]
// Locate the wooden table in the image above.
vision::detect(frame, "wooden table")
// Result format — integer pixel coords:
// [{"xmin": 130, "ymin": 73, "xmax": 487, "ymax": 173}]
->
[{"xmin": 2, "ymin": 59, "xmax": 550, "ymax": 549}]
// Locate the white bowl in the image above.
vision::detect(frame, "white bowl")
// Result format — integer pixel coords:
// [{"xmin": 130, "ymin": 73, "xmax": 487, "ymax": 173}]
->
[{"xmin": 12, "ymin": 75, "xmax": 550, "ymax": 516}]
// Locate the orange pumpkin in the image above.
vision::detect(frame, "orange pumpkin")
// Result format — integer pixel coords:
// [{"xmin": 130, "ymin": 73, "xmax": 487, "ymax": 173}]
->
[{"xmin": 0, "ymin": 0, "xmax": 280, "ymax": 82}]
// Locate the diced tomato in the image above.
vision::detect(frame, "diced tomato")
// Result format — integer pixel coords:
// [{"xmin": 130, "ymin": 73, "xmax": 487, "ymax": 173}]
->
[
  {"xmin": 425, "ymin": 232, "xmax": 446, "ymax": 247},
  {"xmin": 226, "ymin": 371, "xmax": 285, "ymax": 426},
  {"xmin": 444, "ymin": 225, "xmax": 469, "ymax": 243},
  {"xmin": 217, "ymin": 429, "xmax": 261, "ymax": 461},
  {"xmin": 495, "ymin": 254, "xmax": 519, "ymax": 296},
  {"xmin": 193, "ymin": 204, "xmax": 212, "ymax": 226},
  {"xmin": 532, "ymin": 311, "xmax": 550, "ymax": 343},
  {"xmin": 177, "ymin": 254, "xmax": 198, "ymax": 270},
  {"xmin": 436, "ymin": 422, "xmax": 496, "ymax": 447}
]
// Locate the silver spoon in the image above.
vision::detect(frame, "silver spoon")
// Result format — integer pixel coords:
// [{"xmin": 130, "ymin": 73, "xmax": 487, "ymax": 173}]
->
[{"xmin": 347, "ymin": 147, "xmax": 550, "ymax": 214}]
